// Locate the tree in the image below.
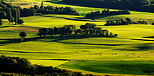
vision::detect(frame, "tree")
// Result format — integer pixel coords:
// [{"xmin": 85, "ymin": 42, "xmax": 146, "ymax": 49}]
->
[
  {"xmin": 6, "ymin": 8, "xmax": 13, "ymax": 22},
  {"xmin": 34, "ymin": 5, "xmax": 39, "ymax": 10},
  {"xmin": 18, "ymin": 19, "xmax": 24, "ymax": 24},
  {"xmin": 40, "ymin": 1, "xmax": 44, "ymax": 11},
  {"xmin": 12, "ymin": 8, "xmax": 20, "ymax": 25},
  {"xmin": 19, "ymin": 32, "xmax": 26, "ymax": 41},
  {"xmin": 125, "ymin": 18, "xmax": 132, "ymax": 24},
  {"xmin": 0, "ymin": 19, "xmax": 2, "ymax": 25},
  {"xmin": 38, "ymin": 28, "xmax": 48, "ymax": 37},
  {"xmin": 0, "ymin": 11, "xmax": 6, "ymax": 19},
  {"xmin": 75, "ymin": 29, "xmax": 83, "ymax": 35}
]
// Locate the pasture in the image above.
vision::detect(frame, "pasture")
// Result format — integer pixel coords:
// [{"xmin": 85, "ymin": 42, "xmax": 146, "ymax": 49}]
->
[{"xmin": 1, "ymin": 0, "xmax": 154, "ymax": 75}]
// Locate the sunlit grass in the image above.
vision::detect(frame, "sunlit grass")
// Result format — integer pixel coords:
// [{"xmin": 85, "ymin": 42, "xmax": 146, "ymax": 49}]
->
[{"xmin": 1, "ymin": 0, "xmax": 154, "ymax": 75}]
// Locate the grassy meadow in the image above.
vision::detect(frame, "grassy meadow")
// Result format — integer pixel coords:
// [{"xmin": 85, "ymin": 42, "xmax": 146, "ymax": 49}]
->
[{"xmin": 1, "ymin": 0, "xmax": 154, "ymax": 75}]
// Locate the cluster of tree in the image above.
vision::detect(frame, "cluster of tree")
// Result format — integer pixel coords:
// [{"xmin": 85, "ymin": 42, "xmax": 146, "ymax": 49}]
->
[
  {"xmin": 0, "ymin": 1, "xmax": 78, "ymax": 25},
  {"xmin": 38, "ymin": 23, "xmax": 118, "ymax": 38},
  {"xmin": 20, "ymin": 7, "xmax": 36, "ymax": 17},
  {"xmin": 104, "ymin": 18, "xmax": 147, "ymax": 26},
  {"xmin": 0, "ymin": 72, "xmax": 27, "ymax": 76},
  {"xmin": 0, "ymin": 55, "xmax": 95, "ymax": 76},
  {"xmin": 85, "ymin": 9, "xmax": 130, "ymax": 19},
  {"xmin": 0, "ymin": 2, "xmax": 24, "ymax": 24},
  {"xmin": 34, "ymin": 1, "xmax": 79, "ymax": 15},
  {"xmin": 62, "ymin": 0, "xmax": 154, "ymax": 13}
]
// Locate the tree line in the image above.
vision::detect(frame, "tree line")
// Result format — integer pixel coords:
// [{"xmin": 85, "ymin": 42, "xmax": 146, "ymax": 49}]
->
[
  {"xmin": 0, "ymin": 55, "xmax": 94, "ymax": 76},
  {"xmin": 104, "ymin": 18, "xmax": 147, "ymax": 26},
  {"xmin": 0, "ymin": 2, "xmax": 24, "ymax": 24},
  {"xmin": 85, "ymin": 9, "xmax": 130, "ymax": 19},
  {"xmin": 38, "ymin": 23, "xmax": 118, "ymax": 38},
  {"xmin": 0, "ymin": 1, "xmax": 79, "ymax": 25},
  {"xmin": 35, "ymin": 1, "xmax": 79, "ymax": 15},
  {"xmin": 62, "ymin": 0, "xmax": 154, "ymax": 13}
]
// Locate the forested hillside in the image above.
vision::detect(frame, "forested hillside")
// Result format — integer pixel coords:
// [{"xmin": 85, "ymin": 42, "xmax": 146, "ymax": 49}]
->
[{"xmin": 63, "ymin": 0, "xmax": 154, "ymax": 12}]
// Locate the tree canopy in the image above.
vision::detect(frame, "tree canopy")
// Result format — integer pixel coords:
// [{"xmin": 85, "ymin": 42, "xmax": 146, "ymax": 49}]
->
[
  {"xmin": 38, "ymin": 23, "xmax": 118, "ymax": 38},
  {"xmin": 63, "ymin": 0, "xmax": 154, "ymax": 12}
]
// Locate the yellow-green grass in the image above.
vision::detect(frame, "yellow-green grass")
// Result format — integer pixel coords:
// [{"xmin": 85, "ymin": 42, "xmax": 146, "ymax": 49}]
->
[
  {"xmin": 10, "ymin": 2, "xmax": 34, "ymax": 7},
  {"xmin": 1, "ymin": 0, "xmax": 154, "ymax": 75},
  {"xmin": 1, "ymin": 23, "xmax": 154, "ymax": 75},
  {"xmin": 4, "ymin": 0, "xmax": 23, "ymax": 2},
  {"xmin": 22, "ymin": 14, "xmax": 105, "ymax": 27},
  {"xmin": 9, "ymin": 0, "xmax": 107, "ymax": 14},
  {"xmin": 60, "ymin": 60, "xmax": 154, "ymax": 75},
  {"xmin": 30, "ymin": 60, "xmax": 68, "ymax": 67}
]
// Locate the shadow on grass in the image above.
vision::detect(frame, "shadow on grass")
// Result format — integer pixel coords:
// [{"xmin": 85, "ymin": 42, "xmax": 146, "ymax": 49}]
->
[
  {"xmin": 114, "ymin": 43, "xmax": 154, "ymax": 51},
  {"xmin": 0, "ymin": 26, "xmax": 19, "ymax": 28},
  {"xmin": 0, "ymin": 37, "xmax": 41, "ymax": 46},
  {"xmin": 134, "ymin": 43, "xmax": 154, "ymax": 51},
  {"xmin": 44, "ymin": 1, "xmax": 129, "ymax": 19},
  {"xmin": 7, "ymin": 51, "xmax": 58, "ymax": 54},
  {"xmin": 132, "ymin": 39, "xmax": 154, "ymax": 41},
  {"xmin": 0, "ymin": 35, "xmax": 125, "ymax": 47},
  {"xmin": 51, "ymin": 41, "xmax": 126, "ymax": 46},
  {"xmin": 0, "ymin": 39, "xmax": 21, "ymax": 45},
  {"xmin": 44, "ymin": 1, "xmax": 107, "ymax": 11},
  {"xmin": 0, "ymin": 35, "xmax": 89, "ymax": 46},
  {"xmin": 42, "ymin": 15, "xmax": 102, "ymax": 22},
  {"xmin": 60, "ymin": 60, "xmax": 154, "ymax": 75},
  {"xmin": 143, "ymin": 36, "xmax": 154, "ymax": 38},
  {"xmin": 39, "ymin": 59, "xmax": 71, "ymax": 61}
]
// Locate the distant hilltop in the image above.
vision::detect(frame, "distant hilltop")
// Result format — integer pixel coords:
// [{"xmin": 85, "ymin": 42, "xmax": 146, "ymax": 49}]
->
[{"xmin": 63, "ymin": 0, "xmax": 154, "ymax": 12}]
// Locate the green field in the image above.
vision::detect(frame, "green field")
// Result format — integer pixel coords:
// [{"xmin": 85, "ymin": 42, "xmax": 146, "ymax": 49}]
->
[{"xmin": 1, "ymin": 0, "xmax": 154, "ymax": 75}]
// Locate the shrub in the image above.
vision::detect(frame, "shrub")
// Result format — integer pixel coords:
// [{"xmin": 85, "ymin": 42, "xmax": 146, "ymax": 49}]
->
[
  {"xmin": 0, "ymin": 55, "xmax": 96, "ymax": 76},
  {"xmin": 18, "ymin": 19, "xmax": 24, "ymax": 24}
]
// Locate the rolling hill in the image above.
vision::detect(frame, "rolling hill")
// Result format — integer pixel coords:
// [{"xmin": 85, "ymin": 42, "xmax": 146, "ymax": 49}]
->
[{"xmin": 1, "ymin": 0, "xmax": 154, "ymax": 75}]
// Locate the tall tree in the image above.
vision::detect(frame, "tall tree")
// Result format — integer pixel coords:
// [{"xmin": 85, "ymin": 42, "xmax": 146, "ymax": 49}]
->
[
  {"xmin": 6, "ymin": 8, "xmax": 13, "ymax": 22},
  {"xmin": 12, "ymin": 8, "xmax": 20, "ymax": 25},
  {"xmin": 40, "ymin": 1, "xmax": 44, "ymax": 11},
  {"xmin": 0, "ymin": 19, "xmax": 2, "ymax": 25}
]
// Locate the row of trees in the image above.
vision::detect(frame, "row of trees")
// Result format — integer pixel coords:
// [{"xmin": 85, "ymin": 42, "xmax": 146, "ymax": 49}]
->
[
  {"xmin": 85, "ymin": 9, "xmax": 130, "ymax": 19},
  {"xmin": 34, "ymin": 1, "xmax": 79, "ymax": 15},
  {"xmin": 62, "ymin": 0, "xmax": 154, "ymax": 13},
  {"xmin": 104, "ymin": 18, "xmax": 147, "ymax": 26},
  {"xmin": 0, "ymin": 2, "xmax": 24, "ymax": 24},
  {"xmin": 0, "ymin": 55, "xmax": 94, "ymax": 76},
  {"xmin": 0, "ymin": 1, "xmax": 78, "ymax": 25},
  {"xmin": 38, "ymin": 23, "xmax": 118, "ymax": 38}
]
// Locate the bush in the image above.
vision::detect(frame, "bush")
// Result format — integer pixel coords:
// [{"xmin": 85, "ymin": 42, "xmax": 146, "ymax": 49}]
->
[
  {"xmin": 0, "ymin": 11, "xmax": 6, "ymax": 19},
  {"xmin": 18, "ymin": 19, "xmax": 24, "ymax": 24},
  {"xmin": 0, "ymin": 55, "xmax": 31, "ymax": 73},
  {"xmin": 0, "ymin": 55, "xmax": 96, "ymax": 76}
]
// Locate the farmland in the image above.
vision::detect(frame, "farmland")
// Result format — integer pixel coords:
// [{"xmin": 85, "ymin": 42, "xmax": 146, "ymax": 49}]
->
[{"xmin": 1, "ymin": 0, "xmax": 154, "ymax": 75}]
